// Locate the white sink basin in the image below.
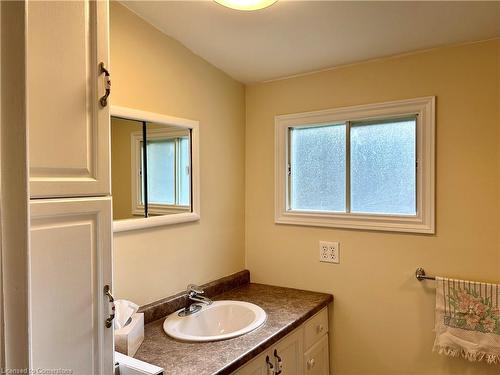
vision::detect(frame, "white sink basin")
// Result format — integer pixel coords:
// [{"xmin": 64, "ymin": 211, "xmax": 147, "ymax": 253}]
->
[{"xmin": 163, "ymin": 300, "xmax": 266, "ymax": 342}]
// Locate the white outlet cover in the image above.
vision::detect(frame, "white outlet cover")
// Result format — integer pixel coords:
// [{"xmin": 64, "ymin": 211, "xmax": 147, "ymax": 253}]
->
[{"xmin": 319, "ymin": 241, "xmax": 340, "ymax": 264}]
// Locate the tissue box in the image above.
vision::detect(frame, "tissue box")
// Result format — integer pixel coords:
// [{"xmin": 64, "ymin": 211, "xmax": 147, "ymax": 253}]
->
[{"xmin": 115, "ymin": 313, "xmax": 144, "ymax": 357}]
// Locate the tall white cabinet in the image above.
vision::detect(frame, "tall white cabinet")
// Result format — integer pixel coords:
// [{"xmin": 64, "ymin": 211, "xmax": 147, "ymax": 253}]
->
[{"xmin": 27, "ymin": 1, "xmax": 113, "ymax": 374}]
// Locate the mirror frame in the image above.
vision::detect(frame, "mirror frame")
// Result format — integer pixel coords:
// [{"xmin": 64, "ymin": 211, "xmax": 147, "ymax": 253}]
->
[{"xmin": 111, "ymin": 105, "xmax": 200, "ymax": 232}]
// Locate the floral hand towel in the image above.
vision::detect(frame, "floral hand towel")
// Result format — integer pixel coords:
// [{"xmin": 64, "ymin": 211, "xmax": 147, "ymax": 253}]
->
[{"xmin": 434, "ymin": 277, "xmax": 500, "ymax": 364}]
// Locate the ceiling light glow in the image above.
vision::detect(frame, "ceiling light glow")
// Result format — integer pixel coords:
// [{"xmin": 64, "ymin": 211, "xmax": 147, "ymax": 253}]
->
[{"xmin": 214, "ymin": 0, "xmax": 277, "ymax": 11}]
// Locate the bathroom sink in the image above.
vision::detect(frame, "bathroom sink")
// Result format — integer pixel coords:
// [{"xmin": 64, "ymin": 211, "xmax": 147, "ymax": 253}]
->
[{"xmin": 163, "ymin": 300, "xmax": 266, "ymax": 342}]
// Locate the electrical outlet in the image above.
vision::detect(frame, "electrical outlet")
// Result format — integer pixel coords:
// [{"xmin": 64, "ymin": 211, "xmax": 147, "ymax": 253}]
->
[
  {"xmin": 319, "ymin": 242, "xmax": 330, "ymax": 261},
  {"xmin": 319, "ymin": 241, "xmax": 340, "ymax": 264}
]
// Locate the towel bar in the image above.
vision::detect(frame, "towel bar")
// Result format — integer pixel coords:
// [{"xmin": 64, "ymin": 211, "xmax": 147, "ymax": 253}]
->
[{"xmin": 415, "ymin": 267, "xmax": 436, "ymax": 281}]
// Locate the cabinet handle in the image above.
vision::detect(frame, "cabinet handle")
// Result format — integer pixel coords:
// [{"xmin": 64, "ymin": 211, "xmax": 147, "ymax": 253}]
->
[
  {"xmin": 104, "ymin": 284, "xmax": 115, "ymax": 328},
  {"xmin": 316, "ymin": 324, "xmax": 325, "ymax": 334},
  {"xmin": 273, "ymin": 349, "xmax": 282, "ymax": 374},
  {"xmin": 307, "ymin": 358, "xmax": 316, "ymax": 370},
  {"xmin": 99, "ymin": 62, "xmax": 111, "ymax": 107},
  {"xmin": 265, "ymin": 355, "xmax": 275, "ymax": 375}
]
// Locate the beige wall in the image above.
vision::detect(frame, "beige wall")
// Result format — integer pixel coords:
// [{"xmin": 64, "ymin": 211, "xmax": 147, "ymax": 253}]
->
[
  {"xmin": 245, "ymin": 40, "xmax": 500, "ymax": 375},
  {"xmin": 110, "ymin": 2, "xmax": 246, "ymax": 305},
  {"xmin": 111, "ymin": 117, "xmax": 142, "ymax": 220}
]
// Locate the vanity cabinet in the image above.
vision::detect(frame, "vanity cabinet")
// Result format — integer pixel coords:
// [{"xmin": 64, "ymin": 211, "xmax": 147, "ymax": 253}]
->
[
  {"xmin": 27, "ymin": 0, "xmax": 110, "ymax": 198},
  {"xmin": 234, "ymin": 307, "xmax": 329, "ymax": 375}
]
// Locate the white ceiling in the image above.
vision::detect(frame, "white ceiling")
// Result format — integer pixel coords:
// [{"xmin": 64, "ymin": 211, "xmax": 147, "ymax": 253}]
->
[{"xmin": 122, "ymin": 1, "xmax": 500, "ymax": 83}]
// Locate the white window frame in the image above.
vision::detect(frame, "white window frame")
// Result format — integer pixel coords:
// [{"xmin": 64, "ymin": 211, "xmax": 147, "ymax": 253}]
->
[
  {"xmin": 111, "ymin": 105, "xmax": 200, "ymax": 233},
  {"xmin": 130, "ymin": 128, "xmax": 191, "ymax": 217},
  {"xmin": 275, "ymin": 97, "xmax": 435, "ymax": 234}
]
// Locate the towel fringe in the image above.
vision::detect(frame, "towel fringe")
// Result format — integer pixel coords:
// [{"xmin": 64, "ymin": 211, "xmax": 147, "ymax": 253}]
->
[{"xmin": 434, "ymin": 345, "xmax": 500, "ymax": 364}]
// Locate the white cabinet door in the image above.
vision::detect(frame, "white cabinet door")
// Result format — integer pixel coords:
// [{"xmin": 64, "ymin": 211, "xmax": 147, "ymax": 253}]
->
[
  {"xmin": 27, "ymin": 0, "xmax": 110, "ymax": 198},
  {"xmin": 274, "ymin": 328, "xmax": 304, "ymax": 374},
  {"xmin": 234, "ymin": 328, "xmax": 304, "ymax": 375},
  {"xmin": 29, "ymin": 198, "xmax": 113, "ymax": 375},
  {"xmin": 304, "ymin": 335, "xmax": 329, "ymax": 375},
  {"xmin": 233, "ymin": 352, "xmax": 269, "ymax": 375}
]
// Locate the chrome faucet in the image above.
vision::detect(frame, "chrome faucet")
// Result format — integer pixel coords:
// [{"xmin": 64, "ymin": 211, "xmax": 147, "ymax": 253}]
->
[{"xmin": 178, "ymin": 284, "xmax": 213, "ymax": 317}]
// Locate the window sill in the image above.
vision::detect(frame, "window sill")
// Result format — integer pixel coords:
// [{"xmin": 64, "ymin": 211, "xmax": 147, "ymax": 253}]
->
[
  {"xmin": 275, "ymin": 210, "xmax": 434, "ymax": 234},
  {"xmin": 132, "ymin": 205, "xmax": 191, "ymax": 217},
  {"xmin": 113, "ymin": 212, "xmax": 200, "ymax": 233}
]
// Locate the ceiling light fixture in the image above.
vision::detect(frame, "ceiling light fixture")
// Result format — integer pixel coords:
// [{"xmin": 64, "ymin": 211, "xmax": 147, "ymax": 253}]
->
[{"xmin": 214, "ymin": 0, "xmax": 277, "ymax": 11}]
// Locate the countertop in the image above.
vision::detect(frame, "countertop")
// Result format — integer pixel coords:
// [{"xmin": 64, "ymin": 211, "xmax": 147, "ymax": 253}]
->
[{"xmin": 134, "ymin": 283, "xmax": 333, "ymax": 375}]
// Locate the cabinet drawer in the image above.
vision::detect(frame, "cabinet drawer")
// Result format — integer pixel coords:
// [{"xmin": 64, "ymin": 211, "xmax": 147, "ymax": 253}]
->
[
  {"xmin": 304, "ymin": 334, "xmax": 329, "ymax": 375},
  {"xmin": 304, "ymin": 307, "xmax": 328, "ymax": 350}
]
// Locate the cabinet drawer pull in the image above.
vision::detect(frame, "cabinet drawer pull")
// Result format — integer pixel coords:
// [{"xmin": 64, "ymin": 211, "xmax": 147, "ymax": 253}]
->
[
  {"xmin": 104, "ymin": 284, "xmax": 115, "ymax": 328},
  {"xmin": 273, "ymin": 349, "xmax": 282, "ymax": 374},
  {"xmin": 307, "ymin": 358, "xmax": 316, "ymax": 370},
  {"xmin": 265, "ymin": 355, "xmax": 275, "ymax": 375},
  {"xmin": 99, "ymin": 62, "xmax": 111, "ymax": 107}
]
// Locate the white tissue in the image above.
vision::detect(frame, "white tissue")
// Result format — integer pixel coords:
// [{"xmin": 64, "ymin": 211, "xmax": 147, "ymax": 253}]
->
[{"xmin": 114, "ymin": 299, "xmax": 139, "ymax": 330}]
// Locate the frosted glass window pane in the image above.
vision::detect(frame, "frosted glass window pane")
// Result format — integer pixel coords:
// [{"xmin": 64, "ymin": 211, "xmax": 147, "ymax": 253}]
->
[
  {"xmin": 147, "ymin": 139, "xmax": 175, "ymax": 204},
  {"xmin": 178, "ymin": 137, "xmax": 190, "ymax": 206},
  {"xmin": 350, "ymin": 119, "xmax": 416, "ymax": 215},
  {"xmin": 290, "ymin": 124, "xmax": 346, "ymax": 212}
]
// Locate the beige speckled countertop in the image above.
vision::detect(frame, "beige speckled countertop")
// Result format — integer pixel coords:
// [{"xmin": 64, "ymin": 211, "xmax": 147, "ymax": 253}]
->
[{"xmin": 134, "ymin": 283, "xmax": 333, "ymax": 375}]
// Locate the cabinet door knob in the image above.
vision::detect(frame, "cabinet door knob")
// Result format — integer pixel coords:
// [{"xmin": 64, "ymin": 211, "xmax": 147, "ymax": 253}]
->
[
  {"xmin": 104, "ymin": 284, "xmax": 115, "ymax": 328},
  {"xmin": 316, "ymin": 324, "xmax": 324, "ymax": 334},
  {"xmin": 307, "ymin": 358, "xmax": 316, "ymax": 370},
  {"xmin": 99, "ymin": 62, "xmax": 111, "ymax": 107}
]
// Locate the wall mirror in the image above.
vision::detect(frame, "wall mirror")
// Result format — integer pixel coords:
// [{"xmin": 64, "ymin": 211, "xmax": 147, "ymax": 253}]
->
[{"xmin": 111, "ymin": 106, "xmax": 200, "ymax": 232}]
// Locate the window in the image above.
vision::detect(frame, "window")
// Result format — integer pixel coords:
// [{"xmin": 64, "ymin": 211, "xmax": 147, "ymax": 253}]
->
[
  {"xmin": 275, "ymin": 97, "xmax": 435, "ymax": 233},
  {"xmin": 142, "ymin": 136, "xmax": 190, "ymax": 206},
  {"xmin": 132, "ymin": 129, "xmax": 191, "ymax": 216}
]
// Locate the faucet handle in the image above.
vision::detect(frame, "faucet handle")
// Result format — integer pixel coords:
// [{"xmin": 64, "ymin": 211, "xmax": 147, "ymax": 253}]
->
[{"xmin": 187, "ymin": 284, "xmax": 204, "ymax": 295}]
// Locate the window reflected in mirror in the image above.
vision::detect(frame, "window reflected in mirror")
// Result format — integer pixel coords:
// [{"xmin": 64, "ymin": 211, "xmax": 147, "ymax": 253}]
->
[{"xmin": 111, "ymin": 117, "xmax": 192, "ymax": 220}]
